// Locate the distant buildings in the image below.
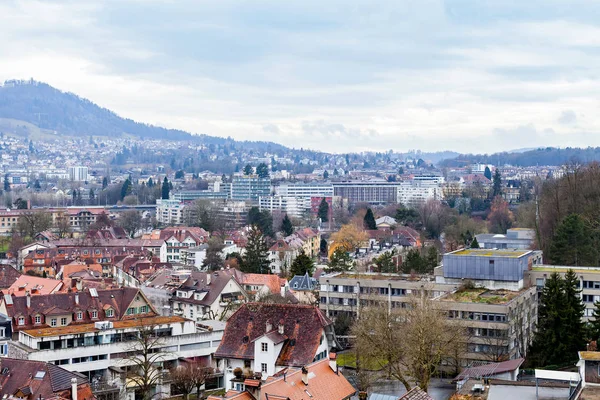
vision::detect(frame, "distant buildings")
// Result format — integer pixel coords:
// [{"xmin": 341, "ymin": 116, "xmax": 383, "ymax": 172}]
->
[
  {"xmin": 68, "ymin": 166, "xmax": 89, "ymax": 182},
  {"xmin": 397, "ymin": 175, "xmax": 444, "ymax": 208},
  {"xmin": 231, "ymin": 176, "xmax": 271, "ymax": 201},
  {"xmin": 333, "ymin": 181, "xmax": 399, "ymax": 205},
  {"xmin": 476, "ymin": 228, "xmax": 535, "ymax": 250}
]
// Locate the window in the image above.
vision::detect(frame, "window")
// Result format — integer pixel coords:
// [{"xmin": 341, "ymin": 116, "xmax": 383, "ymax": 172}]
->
[
  {"xmin": 106, "ymin": 309, "xmax": 114, "ymax": 318},
  {"xmin": 91, "ymin": 310, "xmax": 98, "ymax": 319},
  {"xmin": 76, "ymin": 311, "xmax": 83, "ymax": 320},
  {"xmin": 261, "ymin": 343, "xmax": 268, "ymax": 352},
  {"xmin": 18, "ymin": 317, "xmax": 25, "ymax": 326},
  {"xmin": 140, "ymin": 305, "xmax": 148, "ymax": 314},
  {"xmin": 0, "ymin": 344, "xmax": 7, "ymax": 355},
  {"xmin": 244, "ymin": 360, "xmax": 251, "ymax": 368},
  {"xmin": 261, "ymin": 363, "xmax": 268, "ymax": 373},
  {"xmin": 60, "ymin": 317, "xmax": 67, "ymax": 326},
  {"xmin": 51, "ymin": 318, "xmax": 57, "ymax": 327},
  {"xmin": 35, "ymin": 315, "xmax": 41, "ymax": 324},
  {"xmin": 126, "ymin": 307, "xmax": 135, "ymax": 315}
]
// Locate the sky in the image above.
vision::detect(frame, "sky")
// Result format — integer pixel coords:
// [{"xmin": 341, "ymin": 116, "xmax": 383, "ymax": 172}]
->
[{"xmin": 2, "ymin": 0, "xmax": 600, "ymax": 154}]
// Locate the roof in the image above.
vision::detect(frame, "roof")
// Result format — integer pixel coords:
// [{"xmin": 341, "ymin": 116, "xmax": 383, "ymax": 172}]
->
[
  {"xmin": 0, "ymin": 358, "xmax": 92, "ymax": 400},
  {"xmin": 398, "ymin": 387, "xmax": 433, "ymax": 400},
  {"xmin": 215, "ymin": 303, "xmax": 332, "ymax": 367},
  {"xmin": 289, "ymin": 273, "xmax": 317, "ymax": 291},
  {"xmin": 375, "ymin": 216, "xmax": 397, "ymax": 226},
  {"xmin": 456, "ymin": 358, "xmax": 524, "ymax": 381},
  {"xmin": 7, "ymin": 275, "xmax": 65, "ymax": 296},
  {"xmin": 369, "ymin": 394, "xmax": 399, "ymax": 400},
  {"xmin": 236, "ymin": 272, "xmax": 285, "ymax": 295},
  {"xmin": 442, "ymin": 288, "xmax": 526, "ymax": 305},
  {"xmin": 579, "ymin": 351, "xmax": 600, "ymax": 361},
  {"xmin": 207, "ymin": 391, "xmax": 255, "ymax": 400},
  {"xmin": 258, "ymin": 359, "xmax": 355, "ymax": 400},
  {"xmin": 0, "ymin": 265, "xmax": 21, "ymax": 289},
  {"xmin": 176, "ymin": 270, "xmax": 243, "ymax": 306},
  {"xmin": 449, "ymin": 249, "xmax": 531, "ymax": 258}
]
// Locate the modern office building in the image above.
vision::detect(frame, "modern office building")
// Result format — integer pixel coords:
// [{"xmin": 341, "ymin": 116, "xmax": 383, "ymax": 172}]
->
[
  {"xmin": 258, "ymin": 195, "xmax": 305, "ymax": 218},
  {"xmin": 397, "ymin": 175, "xmax": 444, "ymax": 208},
  {"xmin": 231, "ymin": 176, "xmax": 271, "ymax": 201},
  {"xmin": 156, "ymin": 199, "xmax": 187, "ymax": 225},
  {"xmin": 333, "ymin": 181, "xmax": 399, "ymax": 205},
  {"xmin": 68, "ymin": 166, "xmax": 89, "ymax": 182},
  {"xmin": 476, "ymin": 229, "xmax": 536, "ymax": 250},
  {"xmin": 275, "ymin": 183, "xmax": 334, "ymax": 198}
]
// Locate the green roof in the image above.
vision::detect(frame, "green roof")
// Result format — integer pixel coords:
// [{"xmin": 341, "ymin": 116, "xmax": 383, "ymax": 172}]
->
[
  {"xmin": 450, "ymin": 249, "xmax": 530, "ymax": 258},
  {"xmin": 442, "ymin": 288, "xmax": 523, "ymax": 305}
]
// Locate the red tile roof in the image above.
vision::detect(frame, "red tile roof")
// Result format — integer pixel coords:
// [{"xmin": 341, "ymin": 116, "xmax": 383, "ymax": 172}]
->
[
  {"xmin": 399, "ymin": 387, "xmax": 433, "ymax": 400},
  {"xmin": 7, "ymin": 275, "xmax": 66, "ymax": 296}
]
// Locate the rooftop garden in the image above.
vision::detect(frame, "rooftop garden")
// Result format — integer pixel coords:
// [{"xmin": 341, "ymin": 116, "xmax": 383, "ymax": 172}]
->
[
  {"xmin": 452, "ymin": 249, "xmax": 528, "ymax": 258},
  {"xmin": 443, "ymin": 287, "xmax": 520, "ymax": 305}
]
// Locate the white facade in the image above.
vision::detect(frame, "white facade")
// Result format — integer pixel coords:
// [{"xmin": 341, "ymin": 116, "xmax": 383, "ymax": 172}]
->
[
  {"xmin": 258, "ymin": 196, "xmax": 305, "ymax": 218},
  {"xmin": 68, "ymin": 166, "xmax": 89, "ymax": 182},
  {"xmin": 275, "ymin": 183, "xmax": 334, "ymax": 198},
  {"xmin": 397, "ymin": 176, "xmax": 444, "ymax": 208},
  {"xmin": 156, "ymin": 199, "xmax": 186, "ymax": 225},
  {"xmin": 172, "ymin": 277, "xmax": 246, "ymax": 321}
]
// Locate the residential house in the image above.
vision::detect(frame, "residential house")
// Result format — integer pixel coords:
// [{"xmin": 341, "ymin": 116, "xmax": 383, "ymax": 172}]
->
[
  {"xmin": 268, "ymin": 239, "xmax": 301, "ymax": 275},
  {"xmin": 289, "ymin": 272, "xmax": 318, "ymax": 304},
  {"xmin": 171, "ymin": 270, "xmax": 247, "ymax": 321},
  {"xmin": 228, "ymin": 269, "xmax": 287, "ymax": 300},
  {"xmin": 6, "ymin": 275, "xmax": 66, "ymax": 296},
  {"xmin": 214, "ymin": 303, "xmax": 337, "ymax": 388},
  {"xmin": 144, "ymin": 227, "xmax": 209, "ymax": 263},
  {"xmin": 0, "ymin": 358, "xmax": 95, "ymax": 400},
  {"xmin": 375, "ymin": 216, "xmax": 397, "ymax": 230}
]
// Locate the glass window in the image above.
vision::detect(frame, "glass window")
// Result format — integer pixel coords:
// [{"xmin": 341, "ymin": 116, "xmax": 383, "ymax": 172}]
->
[
  {"xmin": 261, "ymin": 343, "xmax": 268, "ymax": 352},
  {"xmin": 35, "ymin": 315, "xmax": 41, "ymax": 324},
  {"xmin": 261, "ymin": 363, "xmax": 268, "ymax": 373},
  {"xmin": 76, "ymin": 311, "xmax": 83, "ymax": 320},
  {"xmin": 51, "ymin": 318, "xmax": 57, "ymax": 327},
  {"xmin": 106, "ymin": 309, "xmax": 114, "ymax": 317},
  {"xmin": 18, "ymin": 317, "xmax": 25, "ymax": 325},
  {"xmin": 91, "ymin": 310, "xmax": 98, "ymax": 319},
  {"xmin": 61, "ymin": 317, "xmax": 67, "ymax": 326}
]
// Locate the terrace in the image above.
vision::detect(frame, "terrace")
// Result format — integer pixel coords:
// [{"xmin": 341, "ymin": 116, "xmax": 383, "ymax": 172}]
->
[{"xmin": 441, "ymin": 287, "xmax": 524, "ymax": 305}]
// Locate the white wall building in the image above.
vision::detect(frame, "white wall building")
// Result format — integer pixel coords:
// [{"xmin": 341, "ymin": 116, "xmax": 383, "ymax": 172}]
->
[
  {"xmin": 397, "ymin": 175, "xmax": 444, "ymax": 208},
  {"xmin": 68, "ymin": 166, "xmax": 89, "ymax": 182},
  {"xmin": 156, "ymin": 199, "xmax": 186, "ymax": 225}
]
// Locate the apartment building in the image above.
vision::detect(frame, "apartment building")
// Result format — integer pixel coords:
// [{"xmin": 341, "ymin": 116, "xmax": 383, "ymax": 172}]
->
[
  {"xmin": 156, "ymin": 199, "xmax": 187, "ymax": 225},
  {"xmin": 68, "ymin": 166, "xmax": 89, "ymax": 182},
  {"xmin": 397, "ymin": 175, "xmax": 444, "ymax": 208},
  {"xmin": 258, "ymin": 195, "xmax": 305, "ymax": 219},
  {"xmin": 476, "ymin": 228, "xmax": 535, "ymax": 250},
  {"xmin": 231, "ymin": 176, "xmax": 271, "ymax": 201},
  {"xmin": 333, "ymin": 181, "xmax": 399, "ymax": 205},
  {"xmin": 275, "ymin": 183, "xmax": 334, "ymax": 198}
]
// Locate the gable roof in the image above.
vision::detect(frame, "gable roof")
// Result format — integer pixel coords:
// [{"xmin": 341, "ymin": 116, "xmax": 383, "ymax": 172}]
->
[
  {"xmin": 289, "ymin": 273, "xmax": 317, "ymax": 291},
  {"xmin": 455, "ymin": 358, "xmax": 524, "ymax": 381},
  {"xmin": 7, "ymin": 275, "xmax": 65, "ymax": 296},
  {"xmin": 177, "ymin": 270, "xmax": 244, "ymax": 306},
  {"xmin": 215, "ymin": 303, "xmax": 332, "ymax": 367},
  {"xmin": 399, "ymin": 387, "xmax": 433, "ymax": 400},
  {"xmin": 258, "ymin": 358, "xmax": 355, "ymax": 400},
  {"xmin": 0, "ymin": 265, "xmax": 21, "ymax": 289}
]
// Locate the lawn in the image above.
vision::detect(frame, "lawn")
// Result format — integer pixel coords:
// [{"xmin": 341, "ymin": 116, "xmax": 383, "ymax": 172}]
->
[{"xmin": 337, "ymin": 351, "xmax": 388, "ymax": 371}]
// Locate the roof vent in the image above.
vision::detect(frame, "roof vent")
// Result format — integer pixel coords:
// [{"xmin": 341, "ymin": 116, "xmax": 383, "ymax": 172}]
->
[{"xmin": 242, "ymin": 336, "xmax": 249, "ymax": 344}]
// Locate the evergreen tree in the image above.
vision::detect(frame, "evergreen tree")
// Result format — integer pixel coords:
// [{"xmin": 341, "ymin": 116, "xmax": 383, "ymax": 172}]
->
[
  {"xmin": 402, "ymin": 248, "xmax": 424, "ymax": 273},
  {"xmin": 161, "ymin": 177, "xmax": 170, "ymax": 200},
  {"xmin": 175, "ymin": 170, "xmax": 185, "ymax": 179},
  {"xmin": 317, "ymin": 198, "xmax": 329, "ymax": 223},
  {"xmin": 290, "ymin": 250, "xmax": 314, "ymax": 276},
  {"xmin": 248, "ymin": 207, "xmax": 274, "ymax": 237},
  {"xmin": 589, "ymin": 301, "xmax": 600, "ymax": 343},
  {"xmin": 243, "ymin": 164, "xmax": 253, "ymax": 175},
  {"xmin": 363, "ymin": 208, "xmax": 377, "ymax": 230},
  {"xmin": 328, "ymin": 248, "xmax": 354, "ymax": 272},
  {"xmin": 323, "ymin": 170, "xmax": 329, "ymax": 180},
  {"xmin": 374, "ymin": 252, "xmax": 395, "ymax": 273},
  {"xmin": 102, "ymin": 176, "xmax": 108, "ymax": 189},
  {"xmin": 241, "ymin": 226, "xmax": 270, "ymax": 274},
  {"xmin": 484, "ymin": 166, "xmax": 492, "ymax": 180},
  {"xmin": 120, "ymin": 179, "xmax": 132, "ymax": 201},
  {"xmin": 147, "ymin": 177, "xmax": 154, "ymax": 188},
  {"xmin": 562, "ymin": 269, "xmax": 587, "ymax": 357},
  {"xmin": 280, "ymin": 214, "xmax": 294, "ymax": 236},
  {"xmin": 320, "ymin": 237, "xmax": 328, "ymax": 255},
  {"xmin": 470, "ymin": 237, "xmax": 480, "ymax": 248},
  {"xmin": 548, "ymin": 214, "xmax": 597, "ymax": 266},
  {"xmin": 3, "ymin": 174, "xmax": 10, "ymax": 192},
  {"xmin": 33, "ymin": 179, "xmax": 41, "ymax": 190},
  {"xmin": 425, "ymin": 246, "xmax": 439, "ymax": 270},
  {"xmin": 256, "ymin": 163, "xmax": 269, "ymax": 178},
  {"xmin": 492, "ymin": 168, "xmax": 503, "ymax": 198},
  {"xmin": 202, "ymin": 238, "xmax": 225, "ymax": 271},
  {"xmin": 89, "ymin": 188, "xmax": 95, "ymax": 202}
]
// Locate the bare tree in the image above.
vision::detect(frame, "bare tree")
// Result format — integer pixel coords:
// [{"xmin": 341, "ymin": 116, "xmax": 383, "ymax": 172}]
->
[
  {"xmin": 121, "ymin": 320, "xmax": 169, "ymax": 400},
  {"xmin": 54, "ymin": 214, "xmax": 72, "ymax": 238},
  {"xmin": 16, "ymin": 210, "xmax": 53, "ymax": 238},
  {"xmin": 191, "ymin": 364, "xmax": 214, "ymax": 399},
  {"xmin": 118, "ymin": 210, "xmax": 142, "ymax": 238},
  {"xmin": 170, "ymin": 366, "xmax": 195, "ymax": 400}
]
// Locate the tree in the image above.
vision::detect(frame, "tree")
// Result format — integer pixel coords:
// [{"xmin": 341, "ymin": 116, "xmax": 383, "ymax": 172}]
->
[
  {"xmin": 320, "ymin": 237, "xmax": 328, "ymax": 255},
  {"xmin": 3, "ymin": 174, "xmax": 10, "ymax": 192},
  {"xmin": 202, "ymin": 237, "xmax": 225, "ymax": 271},
  {"xmin": 102, "ymin": 176, "xmax": 108, "ymax": 189},
  {"xmin": 243, "ymin": 164, "xmax": 253, "ymax": 175},
  {"xmin": 16, "ymin": 211, "xmax": 53, "ymax": 238},
  {"xmin": 374, "ymin": 251, "xmax": 395, "ymax": 273},
  {"xmin": 363, "ymin": 208, "xmax": 377, "ymax": 230},
  {"xmin": 175, "ymin": 170, "xmax": 185, "ymax": 179},
  {"xmin": 290, "ymin": 250, "xmax": 314, "ymax": 276},
  {"xmin": 353, "ymin": 294, "xmax": 465, "ymax": 392},
  {"xmin": 492, "ymin": 168, "xmax": 503, "ymax": 198},
  {"xmin": 470, "ymin": 237, "xmax": 480, "ymax": 248},
  {"xmin": 328, "ymin": 248, "xmax": 354, "ymax": 272},
  {"xmin": 318, "ymin": 198, "xmax": 329, "ymax": 223},
  {"xmin": 323, "ymin": 170, "xmax": 329, "ymax": 179},
  {"xmin": 280, "ymin": 214, "xmax": 293, "ymax": 236},
  {"xmin": 33, "ymin": 179, "xmax": 41, "ymax": 190},
  {"xmin": 563, "ymin": 269, "xmax": 587, "ymax": 357},
  {"xmin": 402, "ymin": 248, "xmax": 424, "ymax": 274},
  {"xmin": 170, "ymin": 362, "xmax": 215, "ymax": 400},
  {"xmin": 161, "ymin": 177, "xmax": 170, "ymax": 200},
  {"xmin": 589, "ymin": 301, "xmax": 600, "ymax": 343},
  {"xmin": 241, "ymin": 225, "xmax": 270, "ymax": 274},
  {"xmin": 89, "ymin": 188, "xmax": 95, "ymax": 203},
  {"xmin": 395, "ymin": 206, "xmax": 420, "ymax": 228},
  {"xmin": 121, "ymin": 178, "xmax": 132, "ymax": 201},
  {"xmin": 548, "ymin": 214, "xmax": 597, "ymax": 266},
  {"xmin": 122, "ymin": 320, "xmax": 169, "ymax": 400},
  {"xmin": 419, "ymin": 200, "xmax": 452, "ymax": 239},
  {"xmin": 247, "ymin": 207, "xmax": 273, "ymax": 237},
  {"xmin": 54, "ymin": 215, "xmax": 71, "ymax": 238},
  {"xmin": 398, "ymin": 166, "xmax": 404, "ymax": 175},
  {"xmin": 118, "ymin": 210, "xmax": 142, "ymax": 238},
  {"xmin": 13, "ymin": 198, "xmax": 28, "ymax": 209},
  {"xmin": 256, "ymin": 163, "xmax": 269, "ymax": 178},
  {"xmin": 484, "ymin": 166, "xmax": 492, "ymax": 181},
  {"xmin": 329, "ymin": 223, "xmax": 368, "ymax": 255},
  {"xmin": 488, "ymin": 196, "xmax": 514, "ymax": 234}
]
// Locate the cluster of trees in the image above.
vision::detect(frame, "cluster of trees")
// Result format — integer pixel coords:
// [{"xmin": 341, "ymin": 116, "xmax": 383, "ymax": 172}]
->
[{"xmin": 400, "ymin": 247, "xmax": 438, "ymax": 274}]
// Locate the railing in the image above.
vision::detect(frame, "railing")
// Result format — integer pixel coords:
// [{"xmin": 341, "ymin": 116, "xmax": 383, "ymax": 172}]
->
[{"xmin": 91, "ymin": 381, "xmax": 120, "ymax": 393}]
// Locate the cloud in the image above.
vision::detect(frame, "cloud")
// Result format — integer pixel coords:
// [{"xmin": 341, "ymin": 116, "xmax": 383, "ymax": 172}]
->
[{"xmin": 1, "ymin": 0, "xmax": 600, "ymax": 153}]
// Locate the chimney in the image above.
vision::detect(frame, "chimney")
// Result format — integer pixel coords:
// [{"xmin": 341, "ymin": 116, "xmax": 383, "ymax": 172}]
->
[
  {"xmin": 280, "ymin": 284, "xmax": 286, "ymax": 298},
  {"xmin": 75, "ymin": 292, "xmax": 79, "ymax": 305},
  {"xmin": 26, "ymin": 291, "xmax": 31, "ymax": 308},
  {"xmin": 266, "ymin": 320, "xmax": 272, "ymax": 332},
  {"xmin": 278, "ymin": 320, "xmax": 284, "ymax": 335},
  {"xmin": 329, "ymin": 353, "xmax": 338, "ymax": 374},
  {"xmin": 206, "ymin": 273, "xmax": 211, "ymax": 285},
  {"xmin": 301, "ymin": 366, "xmax": 308, "ymax": 385},
  {"xmin": 71, "ymin": 377, "xmax": 78, "ymax": 400}
]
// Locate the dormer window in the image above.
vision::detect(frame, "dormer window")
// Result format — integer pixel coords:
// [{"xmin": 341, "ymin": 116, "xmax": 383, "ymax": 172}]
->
[
  {"xmin": 18, "ymin": 317, "xmax": 25, "ymax": 326},
  {"xmin": 34, "ymin": 315, "xmax": 41, "ymax": 324},
  {"xmin": 76, "ymin": 311, "xmax": 83, "ymax": 320},
  {"xmin": 91, "ymin": 310, "xmax": 98, "ymax": 319},
  {"xmin": 106, "ymin": 309, "xmax": 114, "ymax": 318}
]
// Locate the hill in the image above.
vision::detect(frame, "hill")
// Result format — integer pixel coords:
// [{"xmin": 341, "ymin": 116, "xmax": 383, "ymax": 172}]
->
[
  {"xmin": 0, "ymin": 79, "xmax": 287, "ymax": 151},
  {"xmin": 439, "ymin": 147, "xmax": 600, "ymax": 167}
]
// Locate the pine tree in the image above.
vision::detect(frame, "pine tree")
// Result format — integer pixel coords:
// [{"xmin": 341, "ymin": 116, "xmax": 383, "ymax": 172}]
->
[
  {"xmin": 317, "ymin": 198, "xmax": 329, "ymax": 223},
  {"xmin": 147, "ymin": 177, "xmax": 154, "ymax": 188},
  {"xmin": 492, "ymin": 168, "xmax": 503, "ymax": 198},
  {"xmin": 320, "ymin": 238, "xmax": 328, "ymax": 255},
  {"xmin": 290, "ymin": 250, "xmax": 314, "ymax": 276},
  {"xmin": 563, "ymin": 269, "xmax": 587, "ymax": 357},
  {"xmin": 102, "ymin": 176, "xmax": 109, "ymax": 189},
  {"xmin": 3, "ymin": 174, "xmax": 10, "ymax": 192},
  {"xmin": 364, "ymin": 208, "xmax": 377, "ymax": 230},
  {"xmin": 243, "ymin": 164, "xmax": 253, "ymax": 175},
  {"xmin": 484, "ymin": 166, "xmax": 492, "ymax": 180},
  {"xmin": 120, "ymin": 179, "xmax": 132, "ymax": 201},
  {"xmin": 548, "ymin": 214, "xmax": 597, "ymax": 266},
  {"xmin": 256, "ymin": 163, "xmax": 269, "ymax": 178},
  {"xmin": 470, "ymin": 237, "xmax": 480, "ymax": 248},
  {"xmin": 323, "ymin": 170, "xmax": 329, "ymax": 180},
  {"xmin": 589, "ymin": 301, "xmax": 600, "ymax": 343},
  {"xmin": 281, "ymin": 214, "xmax": 293, "ymax": 236},
  {"xmin": 161, "ymin": 177, "xmax": 170, "ymax": 200},
  {"xmin": 328, "ymin": 248, "xmax": 354, "ymax": 272},
  {"xmin": 374, "ymin": 252, "xmax": 395, "ymax": 273},
  {"xmin": 241, "ymin": 226, "xmax": 270, "ymax": 274}
]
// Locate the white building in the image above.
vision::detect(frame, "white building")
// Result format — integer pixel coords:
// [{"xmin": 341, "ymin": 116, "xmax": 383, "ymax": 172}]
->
[
  {"xmin": 258, "ymin": 196, "xmax": 305, "ymax": 219},
  {"xmin": 156, "ymin": 199, "xmax": 186, "ymax": 225},
  {"xmin": 397, "ymin": 175, "xmax": 444, "ymax": 208},
  {"xmin": 68, "ymin": 166, "xmax": 89, "ymax": 182}
]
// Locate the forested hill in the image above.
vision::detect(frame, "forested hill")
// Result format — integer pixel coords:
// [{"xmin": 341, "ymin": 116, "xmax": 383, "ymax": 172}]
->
[
  {"xmin": 439, "ymin": 147, "xmax": 600, "ymax": 167},
  {"xmin": 0, "ymin": 79, "xmax": 287, "ymax": 150}
]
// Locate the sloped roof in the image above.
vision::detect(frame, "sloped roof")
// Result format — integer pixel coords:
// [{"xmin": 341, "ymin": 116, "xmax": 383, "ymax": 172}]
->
[
  {"xmin": 455, "ymin": 358, "xmax": 524, "ymax": 381},
  {"xmin": 177, "ymin": 270, "xmax": 242, "ymax": 306},
  {"xmin": 399, "ymin": 387, "xmax": 433, "ymax": 400},
  {"xmin": 289, "ymin": 273, "xmax": 317, "ymax": 291},
  {"xmin": 215, "ymin": 303, "xmax": 331, "ymax": 367},
  {"xmin": 0, "ymin": 265, "xmax": 21, "ymax": 289},
  {"xmin": 7, "ymin": 275, "xmax": 65, "ymax": 296}
]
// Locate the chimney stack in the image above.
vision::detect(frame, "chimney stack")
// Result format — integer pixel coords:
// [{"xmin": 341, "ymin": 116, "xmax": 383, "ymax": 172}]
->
[
  {"xmin": 301, "ymin": 366, "xmax": 308, "ymax": 385},
  {"xmin": 26, "ymin": 291, "xmax": 30, "ymax": 308},
  {"xmin": 266, "ymin": 320, "xmax": 272, "ymax": 332},
  {"xmin": 329, "ymin": 353, "xmax": 338, "ymax": 374},
  {"xmin": 206, "ymin": 273, "xmax": 211, "ymax": 285},
  {"xmin": 278, "ymin": 320, "xmax": 284, "ymax": 335},
  {"xmin": 71, "ymin": 377, "xmax": 78, "ymax": 400},
  {"xmin": 280, "ymin": 284, "xmax": 286, "ymax": 298},
  {"xmin": 75, "ymin": 292, "xmax": 79, "ymax": 305}
]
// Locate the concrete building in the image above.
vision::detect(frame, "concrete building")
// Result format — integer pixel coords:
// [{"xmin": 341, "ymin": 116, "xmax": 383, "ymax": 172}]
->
[
  {"xmin": 156, "ymin": 199, "xmax": 186, "ymax": 225},
  {"xmin": 258, "ymin": 195, "xmax": 305, "ymax": 219},
  {"xmin": 397, "ymin": 175, "xmax": 444, "ymax": 208},
  {"xmin": 68, "ymin": 166, "xmax": 89, "ymax": 182},
  {"xmin": 476, "ymin": 228, "xmax": 535, "ymax": 250},
  {"xmin": 333, "ymin": 181, "xmax": 399, "ymax": 205},
  {"xmin": 275, "ymin": 183, "xmax": 334, "ymax": 198},
  {"xmin": 231, "ymin": 176, "xmax": 271, "ymax": 201}
]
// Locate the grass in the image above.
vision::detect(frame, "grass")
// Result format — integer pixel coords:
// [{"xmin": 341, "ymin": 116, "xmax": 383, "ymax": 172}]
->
[
  {"xmin": 337, "ymin": 351, "xmax": 388, "ymax": 371},
  {"xmin": 452, "ymin": 249, "xmax": 528, "ymax": 258},
  {"xmin": 444, "ymin": 288, "xmax": 519, "ymax": 305}
]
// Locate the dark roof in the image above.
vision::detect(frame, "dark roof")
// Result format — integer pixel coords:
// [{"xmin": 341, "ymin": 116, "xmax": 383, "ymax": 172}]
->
[
  {"xmin": 455, "ymin": 358, "xmax": 524, "ymax": 381},
  {"xmin": 0, "ymin": 265, "xmax": 21, "ymax": 289},
  {"xmin": 289, "ymin": 273, "xmax": 317, "ymax": 291},
  {"xmin": 399, "ymin": 387, "xmax": 433, "ymax": 400},
  {"xmin": 175, "ymin": 271, "xmax": 243, "ymax": 306},
  {"xmin": 0, "ymin": 358, "xmax": 91, "ymax": 400},
  {"xmin": 4, "ymin": 287, "xmax": 155, "ymax": 331},
  {"xmin": 215, "ymin": 303, "xmax": 332, "ymax": 367}
]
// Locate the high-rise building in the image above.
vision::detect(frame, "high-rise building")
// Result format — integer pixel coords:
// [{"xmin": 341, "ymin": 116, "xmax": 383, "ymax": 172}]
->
[
  {"xmin": 68, "ymin": 166, "xmax": 88, "ymax": 182},
  {"xmin": 397, "ymin": 175, "xmax": 444, "ymax": 208},
  {"xmin": 231, "ymin": 175, "xmax": 271, "ymax": 201},
  {"xmin": 333, "ymin": 181, "xmax": 399, "ymax": 205}
]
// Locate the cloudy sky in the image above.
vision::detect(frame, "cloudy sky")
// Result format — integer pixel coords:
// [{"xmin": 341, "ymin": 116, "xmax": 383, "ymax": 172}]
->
[{"xmin": 2, "ymin": 0, "xmax": 600, "ymax": 154}]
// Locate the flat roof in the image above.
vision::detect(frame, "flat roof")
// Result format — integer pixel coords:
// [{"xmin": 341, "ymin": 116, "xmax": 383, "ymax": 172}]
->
[
  {"xmin": 22, "ymin": 315, "xmax": 189, "ymax": 338},
  {"xmin": 448, "ymin": 249, "xmax": 531, "ymax": 258},
  {"xmin": 441, "ymin": 288, "xmax": 528, "ymax": 305},
  {"xmin": 532, "ymin": 265, "xmax": 600, "ymax": 274},
  {"xmin": 579, "ymin": 351, "xmax": 600, "ymax": 361}
]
